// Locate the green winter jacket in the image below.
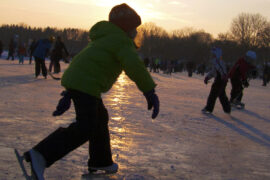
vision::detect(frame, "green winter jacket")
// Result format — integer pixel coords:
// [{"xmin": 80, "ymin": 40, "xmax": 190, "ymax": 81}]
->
[{"xmin": 61, "ymin": 21, "xmax": 156, "ymax": 98}]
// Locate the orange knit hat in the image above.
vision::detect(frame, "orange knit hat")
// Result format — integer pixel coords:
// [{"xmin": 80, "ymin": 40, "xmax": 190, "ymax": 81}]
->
[{"xmin": 109, "ymin": 3, "xmax": 141, "ymax": 32}]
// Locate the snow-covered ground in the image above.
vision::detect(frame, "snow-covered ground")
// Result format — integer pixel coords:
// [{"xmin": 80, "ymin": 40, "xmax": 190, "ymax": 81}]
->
[{"xmin": 0, "ymin": 55, "xmax": 270, "ymax": 180}]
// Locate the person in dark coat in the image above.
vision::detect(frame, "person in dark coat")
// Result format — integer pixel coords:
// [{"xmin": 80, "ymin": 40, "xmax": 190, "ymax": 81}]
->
[
  {"xmin": 228, "ymin": 51, "xmax": 257, "ymax": 107},
  {"xmin": 0, "ymin": 40, "xmax": 3, "ymax": 58},
  {"xmin": 33, "ymin": 37, "xmax": 54, "ymax": 79},
  {"xmin": 202, "ymin": 47, "xmax": 231, "ymax": 114},
  {"xmin": 6, "ymin": 38, "xmax": 15, "ymax": 60},
  {"xmin": 262, "ymin": 63, "xmax": 269, "ymax": 86},
  {"xmin": 29, "ymin": 39, "xmax": 37, "ymax": 64},
  {"xmin": 186, "ymin": 61, "xmax": 195, "ymax": 77},
  {"xmin": 49, "ymin": 36, "xmax": 69, "ymax": 73}
]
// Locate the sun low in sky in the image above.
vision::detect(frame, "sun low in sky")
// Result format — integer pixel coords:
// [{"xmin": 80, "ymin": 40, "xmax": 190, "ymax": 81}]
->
[{"xmin": 0, "ymin": 0, "xmax": 270, "ymax": 36}]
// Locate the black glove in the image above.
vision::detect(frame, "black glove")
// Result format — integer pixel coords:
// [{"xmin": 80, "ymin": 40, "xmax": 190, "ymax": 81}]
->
[
  {"xmin": 204, "ymin": 77, "xmax": 209, "ymax": 84},
  {"xmin": 242, "ymin": 80, "xmax": 249, "ymax": 87},
  {"xmin": 52, "ymin": 91, "xmax": 71, "ymax": 116},
  {"xmin": 143, "ymin": 89, "xmax": 160, "ymax": 119}
]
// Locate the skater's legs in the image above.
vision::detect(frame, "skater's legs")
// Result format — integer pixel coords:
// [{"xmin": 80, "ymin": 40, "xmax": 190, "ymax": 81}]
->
[
  {"xmin": 88, "ymin": 101, "xmax": 113, "ymax": 167},
  {"xmin": 19, "ymin": 56, "xmax": 22, "ymax": 64},
  {"xmin": 34, "ymin": 57, "xmax": 41, "ymax": 77},
  {"xmin": 33, "ymin": 90, "xmax": 111, "ymax": 168},
  {"xmin": 230, "ymin": 78, "xmax": 243, "ymax": 102},
  {"xmin": 49, "ymin": 59, "xmax": 54, "ymax": 72},
  {"xmin": 19, "ymin": 55, "xmax": 24, "ymax": 64},
  {"xmin": 219, "ymin": 87, "xmax": 231, "ymax": 113},
  {"xmin": 54, "ymin": 58, "xmax": 61, "ymax": 73},
  {"xmin": 204, "ymin": 81, "xmax": 220, "ymax": 112},
  {"xmin": 29, "ymin": 53, "xmax": 33, "ymax": 64},
  {"xmin": 40, "ymin": 59, "xmax": 47, "ymax": 77}
]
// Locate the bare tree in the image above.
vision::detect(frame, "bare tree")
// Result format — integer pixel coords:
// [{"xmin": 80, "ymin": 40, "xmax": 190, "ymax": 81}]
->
[
  {"xmin": 217, "ymin": 32, "xmax": 233, "ymax": 42},
  {"xmin": 257, "ymin": 22, "xmax": 270, "ymax": 48},
  {"xmin": 138, "ymin": 22, "xmax": 168, "ymax": 58},
  {"xmin": 171, "ymin": 27, "xmax": 195, "ymax": 39},
  {"xmin": 230, "ymin": 13, "xmax": 269, "ymax": 48}
]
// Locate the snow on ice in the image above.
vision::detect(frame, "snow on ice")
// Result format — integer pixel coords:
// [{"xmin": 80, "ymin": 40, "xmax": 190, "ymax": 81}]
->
[{"xmin": 0, "ymin": 57, "xmax": 270, "ymax": 180}]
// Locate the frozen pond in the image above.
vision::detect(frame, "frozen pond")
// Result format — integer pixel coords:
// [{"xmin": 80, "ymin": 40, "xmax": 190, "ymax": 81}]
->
[{"xmin": 0, "ymin": 59, "xmax": 270, "ymax": 180}]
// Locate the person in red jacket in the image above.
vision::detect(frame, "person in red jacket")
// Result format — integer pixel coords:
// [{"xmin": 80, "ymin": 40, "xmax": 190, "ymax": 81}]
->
[{"xmin": 228, "ymin": 50, "xmax": 257, "ymax": 108}]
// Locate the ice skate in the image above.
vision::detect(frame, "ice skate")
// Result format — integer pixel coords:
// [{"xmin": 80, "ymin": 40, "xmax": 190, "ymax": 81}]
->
[
  {"xmin": 25, "ymin": 149, "xmax": 46, "ymax": 180},
  {"xmin": 231, "ymin": 100, "xmax": 245, "ymax": 109},
  {"xmin": 201, "ymin": 107, "xmax": 212, "ymax": 114},
  {"xmin": 14, "ymin": 149, "xmax": 31, "ymax": 180},
  {"xmin": 88, "ymin": 163, "xmax": 118, "ymax": 174}
]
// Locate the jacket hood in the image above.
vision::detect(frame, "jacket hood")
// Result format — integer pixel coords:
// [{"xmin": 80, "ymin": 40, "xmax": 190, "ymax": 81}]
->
[{"xmin": 89, "ymin": 21, "xmax": 126, "ymax": 41}]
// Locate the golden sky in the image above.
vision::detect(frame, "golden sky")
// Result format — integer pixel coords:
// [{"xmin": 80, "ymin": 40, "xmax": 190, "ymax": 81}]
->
[{"xmin": 0, "ymin": 0, "xmax": 270, "ymax": 36}]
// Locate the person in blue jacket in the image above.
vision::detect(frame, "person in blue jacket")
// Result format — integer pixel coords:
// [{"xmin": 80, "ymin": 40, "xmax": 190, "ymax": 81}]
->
[{"xmin": 33, "ymin": 37, "xmax": 54, "ymax": 79}]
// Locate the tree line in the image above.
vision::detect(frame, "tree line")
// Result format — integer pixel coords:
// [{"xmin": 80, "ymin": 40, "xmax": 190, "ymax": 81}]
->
[
  {"xmin": 137, "ymin": 12, "xmax": 270, "ymax": 67},
  {"xmin": 0, "ymin": 23, "xmax": 89, "ymax": 56},
  {"xmin": 0, "ymin": 12, "xmax": 269, "ymax": 66}
]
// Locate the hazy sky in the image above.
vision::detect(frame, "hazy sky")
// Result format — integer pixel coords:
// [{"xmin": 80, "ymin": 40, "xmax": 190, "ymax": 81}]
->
[{"xmin": 1, "ymin": 0, "xmax": 270, "ymax": 36}]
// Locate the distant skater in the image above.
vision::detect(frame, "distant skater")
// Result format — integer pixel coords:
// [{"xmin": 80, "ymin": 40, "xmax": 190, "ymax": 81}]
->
[
  {"xmin": 228, "ymin": 51, "xmax": 257, "ymax": 108},
  {"xmin": 23, "ymin": 3, "xmax": 159, "ymax": 180},
  {"xmin": 18, "ymin": 42, "xmax": 27, "ymax": 64},
  {"xmin": 33, "ymin": 37, "xmax": 54, "ymax": 79},
  {"xmin": 6, "ymin": 38, "xmax": 15, "ymax": 60},
  {"xmin": 49, "ymin": 36, "xmax": 69, "ymax": 73},
  {"xmin": 28, "ymin": 38, "xmax": 37, "ymax": 64},
  {"xmin": 0, "ymin": 40, "xmax": 3, "ymax": 58},
  {"xmin": 262, "ymin": 63, "xmax": 269, "ymax": 86},
  {"xmin": 202, "ymin": 47, "xmax": 231, "ymax": 114}
]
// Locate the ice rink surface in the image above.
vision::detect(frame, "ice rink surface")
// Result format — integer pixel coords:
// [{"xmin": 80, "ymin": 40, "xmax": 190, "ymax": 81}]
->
[{"xmin": 0, "ymin": 58, "xmax": 270, "ymax": 180}]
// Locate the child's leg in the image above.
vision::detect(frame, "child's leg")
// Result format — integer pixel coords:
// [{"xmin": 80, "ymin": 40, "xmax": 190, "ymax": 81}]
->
[
  {"xmin": 35, "ymin": 57, "xmax": 41, "ymax": 77},
  {"xmin": 40, "ymin": 59, "xmax": 47, "ymax": 77},
  {"xmin": 219, "ymin": 83, "xmax": 231, "ymax": 113},
  {"xmin": 230, "ymin": 78, "xmax": 243, "ymax": 102},
  {"xmin": 88, "ymin": 100, "xmax": 113, "ymax": 167},
  {"xmin": 31, "ymin": 91, "xmax": 101, "ymax": 168},
  {"xmin": 19, "ymin": 55, "xmax": 24, "ymax": 64},
  {"xmin": 204, "ymin": 81, "xmax": 220, "ymax": 112}
]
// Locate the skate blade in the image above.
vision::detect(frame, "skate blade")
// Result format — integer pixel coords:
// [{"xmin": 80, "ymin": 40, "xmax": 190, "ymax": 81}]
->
[
  {"xmin": 81, "ymin": 171, "xmax": 117, "ymax": 180},
  {"xmin": 202, "ymin": 111, "xmax": 212, "ymax": 115},
  {"xmin": 231, "ymin": 104, "xmax": 244, "ymax": 109},
  {"xmin": 14, "ymin": 149, "xmax": 32, "ymax": 180}
]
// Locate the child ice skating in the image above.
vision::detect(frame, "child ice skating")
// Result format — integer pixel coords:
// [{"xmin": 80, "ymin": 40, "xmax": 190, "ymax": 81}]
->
[
  {"xmin": 22, "ymin": 3, "xmax": 159, "ymax": 179},
  {"xmin": 202, "ymin": 47, "xmax": 231, "ymax": 114},
  {"xmin": 228, "ymin": 50, "xmax": 257, "ymax": 108}
]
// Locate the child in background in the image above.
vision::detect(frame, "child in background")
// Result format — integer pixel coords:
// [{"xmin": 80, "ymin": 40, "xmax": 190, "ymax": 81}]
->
[
  {"xmin": 18, "ymin": 42, "xmax": 27, "ymax": 64},
  {"xmin": 228, "ymin": 51, "xmax": 257, "ymax": 108},
  {"xmin": 202, "ymin": 47, "xmax": 231, "ymax": 114}
]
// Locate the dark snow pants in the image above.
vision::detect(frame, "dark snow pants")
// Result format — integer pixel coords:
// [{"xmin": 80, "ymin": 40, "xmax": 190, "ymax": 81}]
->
[
  {"xmin": 34, "ymin": 57, "xmax": 47, "ymax": 78},
  {"xmin": 6, "ymin": 51, "xmax": 14, "ymax": 60},
  {"xmin": 49, "ymin": 56, "xmax": 61, "ymax": 73},
  {"xmin": 205, "ymin": 76, "xmax": 231, "ymax": 113},
  {"xmin": 34, "ymin": 90, "xmax": 113, "ymax": 168},
  {"xmin": 230, "ymin": 77, "xmax": 243, "ymax": 102}
]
